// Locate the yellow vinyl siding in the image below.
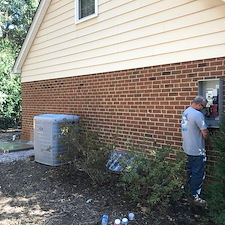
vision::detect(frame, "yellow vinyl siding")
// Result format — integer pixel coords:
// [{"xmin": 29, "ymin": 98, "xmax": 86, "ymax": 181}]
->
[{"xmin": 21, "ymin": 0, "xmax": 225, "ymax": 82}]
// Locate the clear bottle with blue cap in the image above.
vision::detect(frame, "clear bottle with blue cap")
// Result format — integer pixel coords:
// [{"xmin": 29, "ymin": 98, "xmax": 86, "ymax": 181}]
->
[
  {"xmin": 122, "ymin": 217, "xmax": 128, "ymax": 224},
  {"xmin": 101, "ymin": 214, "xmax": 108, "ymax": 225}
]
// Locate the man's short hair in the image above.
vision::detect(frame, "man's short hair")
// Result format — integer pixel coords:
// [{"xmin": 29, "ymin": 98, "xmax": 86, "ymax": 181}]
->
[{"xmin": 193, "ymin": 96, "xmax": 207, "ymax": 104}]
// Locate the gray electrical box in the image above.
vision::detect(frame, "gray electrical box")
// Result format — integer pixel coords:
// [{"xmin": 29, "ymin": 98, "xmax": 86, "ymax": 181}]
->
[
  {"xmin": 34, "ymin": 114, "xmax": 79, "ymax": 166},
  {"xmin": 198, "ymin": 79, "xmax": 223, "ymax": 128}
]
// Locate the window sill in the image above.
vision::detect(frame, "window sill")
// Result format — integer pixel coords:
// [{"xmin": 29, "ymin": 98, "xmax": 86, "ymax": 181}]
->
[{"xmin": 75, "ymin": 13, "xmax": 98, "ymax": 24}]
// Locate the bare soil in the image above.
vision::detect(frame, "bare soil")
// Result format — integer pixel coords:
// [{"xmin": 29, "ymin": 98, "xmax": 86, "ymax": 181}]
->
[{"xmin": 0, "ymin": 131, "xmax": 213, "ymax": 225}]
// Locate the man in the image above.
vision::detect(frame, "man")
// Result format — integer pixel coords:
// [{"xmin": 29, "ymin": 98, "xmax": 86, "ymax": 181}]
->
[{"xmin": 181, "ymin": 96, "xmax": 209, "ymax": 207}]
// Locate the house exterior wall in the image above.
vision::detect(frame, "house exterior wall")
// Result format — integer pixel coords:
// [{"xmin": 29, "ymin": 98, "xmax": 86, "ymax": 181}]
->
[
  {"xmin": 21, "ymin": 0, "xmax": 225, "ymax": 83},
  {"xmin": 22, "ymin": 57, "xmax": 225, "ymax": 177}
]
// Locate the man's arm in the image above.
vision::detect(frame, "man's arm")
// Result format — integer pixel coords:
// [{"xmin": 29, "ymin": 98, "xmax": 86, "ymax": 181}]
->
[{"xmin": 201, "ymin": 129, "xmax": 210, "ymax": 140}]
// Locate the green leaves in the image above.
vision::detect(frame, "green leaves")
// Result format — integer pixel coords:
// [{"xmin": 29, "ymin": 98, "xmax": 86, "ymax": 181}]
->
[
  {"xmin": 0, "ymin": 0, "xmax": 40, "ymax": 129},
  {"xmin": 0, "ymin": 0, "xmax": 40, "ymax": 45},
  {"xmin": 0, "ymin": 39, "xmax": 17, "ymax": 76},
  {"xmin": 206, "ymin": 113, "xmax": 225, "ymax": 225},
  {"xmin": 120, "ymin": 144, "xmax": 186, "ymax": 210},
  {"xmin": 0, "ymin": 39, "xmax": 21, "ymax": 129},
  {"xmin": 59, "ymin": 120, "xmax": 114, "ymax": 185}
]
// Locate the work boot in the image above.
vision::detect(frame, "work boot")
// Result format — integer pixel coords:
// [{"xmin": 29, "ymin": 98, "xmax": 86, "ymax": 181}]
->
[{"xmin": 193, "ymin": 196, "xmax": 207, "ymax": 207}]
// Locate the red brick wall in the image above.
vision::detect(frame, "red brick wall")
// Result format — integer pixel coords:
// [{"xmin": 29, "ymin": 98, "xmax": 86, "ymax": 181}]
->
[{"xmin": 22, "ymin": 57, "xmax": 225, "ymax": 174}]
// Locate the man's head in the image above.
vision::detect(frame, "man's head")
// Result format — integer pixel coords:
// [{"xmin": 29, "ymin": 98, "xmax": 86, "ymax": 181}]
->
[{"xmin": 192, "ymin": 96, "xmax": 207, "ymax": 111}]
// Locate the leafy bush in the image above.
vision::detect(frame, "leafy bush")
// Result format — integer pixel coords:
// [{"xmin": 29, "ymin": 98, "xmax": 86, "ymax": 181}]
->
[
  {"xmin": 206, "ymin": 114, "xmax": 225, "ymax": 225},
  {"xmin": 58, "ymin": 120, "xmax": 115, "ymax": 184},
  {"xmin": 59, "ymin": 121, "xmax": 186, "ymax": 211},
  {"xmin": 0, "ymin": 74, "xmax": 21, "ymax": 129},
  {"xmin": 120, "ymin": 141, "xmax": 186, "ymax": 211},
  {"xmin": 0, "ymin": 39, "xmax": 21, "ymax": 129},
  {"xmin": 1, "ymin": 0, "xmax": 40, "ymax": 130}
]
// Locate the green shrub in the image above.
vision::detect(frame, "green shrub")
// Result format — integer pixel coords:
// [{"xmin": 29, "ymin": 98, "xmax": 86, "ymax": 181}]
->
[
  {"xmin": 0, "ymin": 116, "xmax": 15, "ymax": 130},
  {"xmin": 59, "ymin": 121, "xmax": 186, "ymax": 211},
  {"xmin": 58, "ymin": 120, "xmax": 115, "ymax": 185},
  {"xmin": 0, "ymin": 40, "xmax": 21, "ymax": 129},
  {"xmin": 206, "ymin": 114, "xmax": 225, "ymax": 225},
  {"xmin": 120, "ymin": 141, "xmax": 186, "ymax": 211}
]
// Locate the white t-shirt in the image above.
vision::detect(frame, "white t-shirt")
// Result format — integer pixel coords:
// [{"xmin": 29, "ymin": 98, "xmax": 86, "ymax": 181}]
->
[{"xmin": 181, "ymin": 107, "xmax": 207, "ymax": 156}]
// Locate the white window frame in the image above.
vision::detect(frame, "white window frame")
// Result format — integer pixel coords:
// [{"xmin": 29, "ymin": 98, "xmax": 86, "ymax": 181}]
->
[{"xmin": 75, "ymin": 0, "xmax": 98, "ymax": 24}]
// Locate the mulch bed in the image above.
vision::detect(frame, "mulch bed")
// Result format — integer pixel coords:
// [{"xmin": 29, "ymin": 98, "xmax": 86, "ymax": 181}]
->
[{"xmin": 0, "ymin": 131, "xmax": 213, "ymax": 225}]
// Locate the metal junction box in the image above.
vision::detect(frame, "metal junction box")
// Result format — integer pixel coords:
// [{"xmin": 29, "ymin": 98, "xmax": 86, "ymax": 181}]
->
[{"xmin": 198, "ymin": 79, "xmax": 223, "ymax": 128}]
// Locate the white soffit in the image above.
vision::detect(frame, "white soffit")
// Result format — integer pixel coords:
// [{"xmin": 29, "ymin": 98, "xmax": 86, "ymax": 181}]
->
[{"xmin": 12, "ymin": 0, "xmax": 51, "ymax": 74}]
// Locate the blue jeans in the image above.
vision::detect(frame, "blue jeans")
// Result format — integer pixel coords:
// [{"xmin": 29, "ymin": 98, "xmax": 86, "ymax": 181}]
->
[{"xmin": 185, "ymin": 155, "xmax": 206, "ymax": 198}]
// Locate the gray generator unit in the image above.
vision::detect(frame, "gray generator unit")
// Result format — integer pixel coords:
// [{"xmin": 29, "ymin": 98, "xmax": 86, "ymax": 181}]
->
[{"xmin": 34, "ymin": 114, "xmax": 79, "ymax": 166}]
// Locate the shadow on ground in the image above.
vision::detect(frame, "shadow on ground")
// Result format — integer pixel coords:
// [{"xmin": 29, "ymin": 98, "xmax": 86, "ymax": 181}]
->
[{"xmin": 0, "ymin": 160, "xmax": 213, "ymax": 225}]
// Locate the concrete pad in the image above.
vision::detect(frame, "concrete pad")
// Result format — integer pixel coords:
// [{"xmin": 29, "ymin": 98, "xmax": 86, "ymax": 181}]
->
[{"xmin": 0, "ymin": 142, "xmax": 33, "ymax": 153}]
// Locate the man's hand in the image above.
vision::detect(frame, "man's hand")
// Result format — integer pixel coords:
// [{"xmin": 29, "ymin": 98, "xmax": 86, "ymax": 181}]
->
[{"xmin": 201, "ymin": 129, "xmax": 210, "ymax": 140}]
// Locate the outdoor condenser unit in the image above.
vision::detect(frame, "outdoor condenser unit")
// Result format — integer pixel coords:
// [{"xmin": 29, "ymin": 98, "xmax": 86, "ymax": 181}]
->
[{"xmin": 34, "ymin": 114, "xmax": 79, "ymax": 166}]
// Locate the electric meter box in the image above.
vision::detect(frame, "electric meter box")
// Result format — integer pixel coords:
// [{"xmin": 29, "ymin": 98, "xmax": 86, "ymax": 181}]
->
[
  {"xmin": 34, "ymin": 114, "xmax": 79, "ymax": 166},
  {"xmin": 198, "ymin": 79, "xmax": 223, "ymax": 128}
]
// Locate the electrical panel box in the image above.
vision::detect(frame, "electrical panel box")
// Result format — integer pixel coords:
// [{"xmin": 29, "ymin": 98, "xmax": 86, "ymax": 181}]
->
[
  {"xmin": 34, "ymin": 114, "xmax": 79, "ymax": 166},
  {"xmin": 198, "ymin": 79, "xmax": 223, "ymax": 128}
]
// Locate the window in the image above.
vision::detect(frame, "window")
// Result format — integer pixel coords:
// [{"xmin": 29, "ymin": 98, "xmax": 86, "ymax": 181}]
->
[{"xmin": 75, "ymin": 0, "xmax": 98, "ymax": 23}]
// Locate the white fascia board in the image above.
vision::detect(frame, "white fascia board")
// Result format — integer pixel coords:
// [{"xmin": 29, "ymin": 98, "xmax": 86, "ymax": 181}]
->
[{"xmin": 12, "ymin": 0, "xmax": 51, "ymax": 74}]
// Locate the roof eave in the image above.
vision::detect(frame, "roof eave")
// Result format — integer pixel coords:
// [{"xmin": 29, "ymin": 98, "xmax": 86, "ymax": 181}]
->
[{"xmin": 12, "ymin": 0, "xmax": 51, "ymax": 74}]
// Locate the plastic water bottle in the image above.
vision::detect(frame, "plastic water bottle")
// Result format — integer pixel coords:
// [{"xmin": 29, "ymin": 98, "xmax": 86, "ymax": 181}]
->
[
  {"xmin": 128, "ymin": 212, "xmax": 135, "ymax": 220},
  {"xmin": 114, "ymin": 219, "xmax": 121, "ymax": 225},
  {"xmin": 121, "ymin": 217, "xmax": 128, "ymax": 224},
  {"xmin": 101, "ymin": 214, "xmax": 108, "ymax": 225}
]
